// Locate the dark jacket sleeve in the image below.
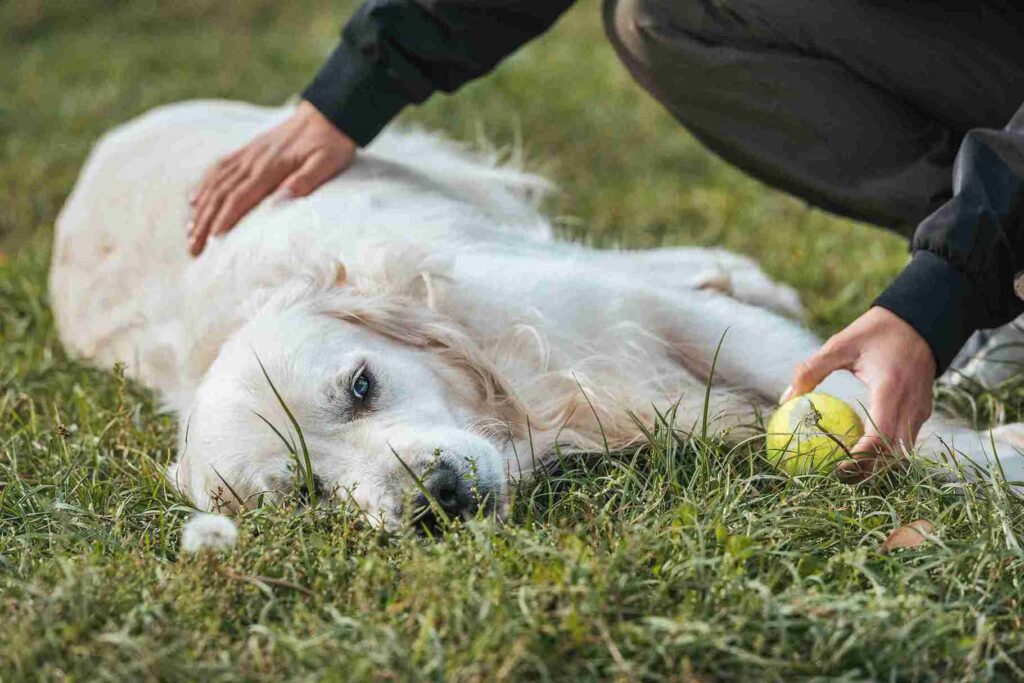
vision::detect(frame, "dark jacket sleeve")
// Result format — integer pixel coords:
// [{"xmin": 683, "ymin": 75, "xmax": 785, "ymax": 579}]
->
[
  {"xmin": 302, "ymin": 0, "xmax": 577, "ymax": 146},
  {"xmin": 875, "ymin": 103, "xmax": 1024, "ymax": 374}
]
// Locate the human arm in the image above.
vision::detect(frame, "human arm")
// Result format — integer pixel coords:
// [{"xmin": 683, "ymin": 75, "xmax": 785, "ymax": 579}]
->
[
  {"xmin": 189, "ymin": 0, "xmax": 577, "ymax": 255},
  {"xmin": 303, "ymin": 0, "xmax": 578, "ymax": 146},
  {"xmin": 786, "ymin": 102, "xmax": 1024, "ymax": 479}
]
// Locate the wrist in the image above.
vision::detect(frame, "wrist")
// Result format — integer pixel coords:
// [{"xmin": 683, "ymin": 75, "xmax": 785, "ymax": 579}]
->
[
  {"xmin": 300, "ymin": 39, "xmax": 411, "ymax": 147},
  {"xmin": 873, "ymin": 251, "xmax": 981, "ymax": 376},
  {"xmin": 295, "ymin": 99, "xmax": 323, "ymax": 121},
  {"xmin": 296, "ymin": 100, "xmax": 356, "ymax": 149}
]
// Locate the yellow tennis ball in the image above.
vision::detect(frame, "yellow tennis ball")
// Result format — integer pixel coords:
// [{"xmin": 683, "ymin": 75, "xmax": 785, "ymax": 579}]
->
[{"xmin": 766, "ymin": 393, "xmax": 863, "ymax": 475}]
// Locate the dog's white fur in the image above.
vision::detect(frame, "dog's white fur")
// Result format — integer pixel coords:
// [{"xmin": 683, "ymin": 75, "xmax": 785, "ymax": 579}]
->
[{"xmin": 51, "ymin": 101, "xmax": 1024, "ymax": 523}]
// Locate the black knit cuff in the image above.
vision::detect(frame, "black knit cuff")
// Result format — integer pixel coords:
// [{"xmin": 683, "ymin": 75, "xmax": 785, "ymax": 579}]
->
[
  {"xmin": 301, "ymin": 40, "xmax": 411, "ymax": 147},
  {"xmin": 874, "ymin": 251, "xmax": 984, "ymax": 375}
]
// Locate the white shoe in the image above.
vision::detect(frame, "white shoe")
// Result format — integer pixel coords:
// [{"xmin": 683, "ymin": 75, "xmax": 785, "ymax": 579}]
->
[{"xmin": 944, "ymin": 317, "xmax": 1024, "ymax": 388}]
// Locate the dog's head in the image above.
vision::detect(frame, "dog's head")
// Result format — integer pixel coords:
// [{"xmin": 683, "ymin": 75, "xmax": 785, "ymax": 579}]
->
[{"xmin": 168, "ymin": 258, "xmax": 526, "ymax": 530}]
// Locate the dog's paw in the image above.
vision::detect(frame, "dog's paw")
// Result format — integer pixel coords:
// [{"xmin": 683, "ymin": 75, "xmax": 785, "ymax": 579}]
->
[
  {"xmin": 695, "ymin": 271, "xmax": 733, "ymax": 296},
  {"xmin": 689, "ymin": 269, "xmax": 804, "ymax": 319},
  {"xmin": 769, "ymin": 283, "xmax": 805, "ymax": 319},
  {"xmin": 730, "ymin": 274, "xmax": 804, "ymax": 319}
]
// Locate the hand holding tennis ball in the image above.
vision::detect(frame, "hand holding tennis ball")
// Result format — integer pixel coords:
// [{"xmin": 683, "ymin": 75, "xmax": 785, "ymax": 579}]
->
[
  {"xmin": 783, "ymin": 307, "xmax": 936, "ymax": 481},
  {"xmin": 766, "ymin": 393, "xmax": 864, "ymax": 475}
]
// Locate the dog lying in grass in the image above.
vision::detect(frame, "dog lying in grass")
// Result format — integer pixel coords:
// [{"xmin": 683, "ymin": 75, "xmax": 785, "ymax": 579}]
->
[{"xmin": 50, "ymin": 101, "xmax": 1024, "ymax": 527}]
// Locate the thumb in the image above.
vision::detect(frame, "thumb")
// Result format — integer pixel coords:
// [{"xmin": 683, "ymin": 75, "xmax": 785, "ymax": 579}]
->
[{"xmin": 783, "ymin": 339, "xmax": 855, "ymax": 403}]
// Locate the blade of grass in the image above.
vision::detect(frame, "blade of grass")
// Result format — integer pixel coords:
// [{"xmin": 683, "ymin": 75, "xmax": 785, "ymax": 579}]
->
[
  {"xmin": 252, "ymin": 352, "xmax": 316, "ymax": 507},
  {"xmin": 388, "ymin": 445, "xmax": 450, "ymax": 530}
]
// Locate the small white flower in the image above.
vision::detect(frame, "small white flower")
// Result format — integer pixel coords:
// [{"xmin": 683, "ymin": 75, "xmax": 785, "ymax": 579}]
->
[{"xmin": 180, "ymin": 513, "xmax": 238, "ymax": 553}]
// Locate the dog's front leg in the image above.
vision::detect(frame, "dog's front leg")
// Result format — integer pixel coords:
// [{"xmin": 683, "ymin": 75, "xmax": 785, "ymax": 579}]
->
[{"xmin": 651, "ymin": 290, "xmax": 869, "ymax": 412}]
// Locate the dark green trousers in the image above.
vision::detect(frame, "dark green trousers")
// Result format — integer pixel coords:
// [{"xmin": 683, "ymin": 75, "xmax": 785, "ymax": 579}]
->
[{"xmin": 603, "ymin": 0, "xmax": 1024, "ymax": 236}]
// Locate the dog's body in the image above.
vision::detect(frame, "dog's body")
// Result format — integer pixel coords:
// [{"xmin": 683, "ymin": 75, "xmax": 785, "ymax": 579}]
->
[{"xmin": 51, "ymin": 101, "xmax": 1024, "ymax": 523}]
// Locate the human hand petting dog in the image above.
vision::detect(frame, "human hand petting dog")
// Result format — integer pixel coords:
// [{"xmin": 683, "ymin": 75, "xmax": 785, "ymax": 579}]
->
[
  {"xmin": 188, "ymin": 100, "xmax": 356, "ymax": 256},
  {"xmin": 782, "ymin": 306, "xmax": 937, "ymax": 482}
]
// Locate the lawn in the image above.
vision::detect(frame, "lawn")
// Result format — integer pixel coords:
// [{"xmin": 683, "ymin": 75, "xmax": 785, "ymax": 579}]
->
[{"xmin": 3, "ymin": 1, "xmax": 1024, "ymax": 680}]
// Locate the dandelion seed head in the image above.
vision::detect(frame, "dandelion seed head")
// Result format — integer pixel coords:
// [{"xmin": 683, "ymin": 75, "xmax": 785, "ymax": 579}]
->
[{"xmin": 181, "ymin": 513, "xmax": 238, "ymax": 553}]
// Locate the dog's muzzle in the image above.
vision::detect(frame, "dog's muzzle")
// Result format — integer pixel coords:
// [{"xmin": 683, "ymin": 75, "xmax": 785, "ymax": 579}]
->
[{"xmin": 405, "ymin": 461, "xmax": 500, "ymax": 535}]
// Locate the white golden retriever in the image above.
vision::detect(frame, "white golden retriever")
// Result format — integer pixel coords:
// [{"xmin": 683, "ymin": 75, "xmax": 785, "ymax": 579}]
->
[{"xmin": 51, "ymin": 101, "xmax": 1024, "ymax": 527}]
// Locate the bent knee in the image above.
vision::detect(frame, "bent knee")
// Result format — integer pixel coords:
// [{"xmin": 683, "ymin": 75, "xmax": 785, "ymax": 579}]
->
[
  {"xmin": 602, "ymin": 0, "xmax": 663, "ymax": 60},
  {"xmin": 603, "ymin": 0, "xmax": 720, "ymax": 79}
]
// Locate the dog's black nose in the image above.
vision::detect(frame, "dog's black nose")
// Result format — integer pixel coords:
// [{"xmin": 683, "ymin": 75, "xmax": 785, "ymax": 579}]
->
[
  {"xmin": 427, "ymin": 466, "xmax": 464, "ymax": 513},
  {"xmin": 411, "ymin": 463, "xmax": 479, "ymax": 534}
]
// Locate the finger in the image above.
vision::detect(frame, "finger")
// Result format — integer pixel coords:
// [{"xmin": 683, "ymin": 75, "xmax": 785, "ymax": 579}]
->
[
  {"xmin": 188, "ymin": 195, "xmax": 220, "ymax": 256},
  {"xmin": 199, "ymin": 161, "xmax": 251, "ymax": 215},
  {"xmin": 208, "ymin": 172, "xmax": 283, "ymax": 238},
  {"xmin": 190, "ymin": 161, "xmax": 248, "ymax": 237},
  {"xmin": 189, "ymin": 170, "xmax": 247, "ymax": 256},
  {"xmin": 191, "ymin": 152, "xmax": 243, "ymax": 208},
  {"xmin": 834, "ymin": 454, "xmax": 877, "ymax": 484},
  {"xmin": 858, "ymin": 380, "xmax": 904, "ymax": 453},
  {"xmin": 836, "ymin": 381, "xmax": 904, "ymax": 482},
  {"xmin": 191, "ymin": 158, "xmax": 230, "ymax": 207},
  {"xmin": 836, "ymin": 445, "xmax": 912, "ymax": 484},
  {"xmin": 870, "ymin": 385, "xmax": 929, "ymax": 454},
  {"xmin": 190, "ymin": 154, "xmax": 271, "ymax": 253},
  {"xmin": 280, "ymin": 150, "xmax": 347, "ymax": 197},
  {"xmin": 904, "ymin": 394, "xmax": 933, "ymax": 447},
  {"xmin": 785, "ymin": 339, "xmax": 856, "ymax": 401}
]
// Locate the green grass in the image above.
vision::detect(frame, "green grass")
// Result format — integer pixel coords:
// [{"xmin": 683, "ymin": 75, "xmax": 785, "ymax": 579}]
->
[{"xmin": 3, "ymin": 1, "xmax": 1024, "ymax": 680}]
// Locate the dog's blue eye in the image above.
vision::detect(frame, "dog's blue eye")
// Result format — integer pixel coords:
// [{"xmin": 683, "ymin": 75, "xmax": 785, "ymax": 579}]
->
[{"xmin": 351, "ymin": 373, "xmax": 370, "ymax": 401}]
